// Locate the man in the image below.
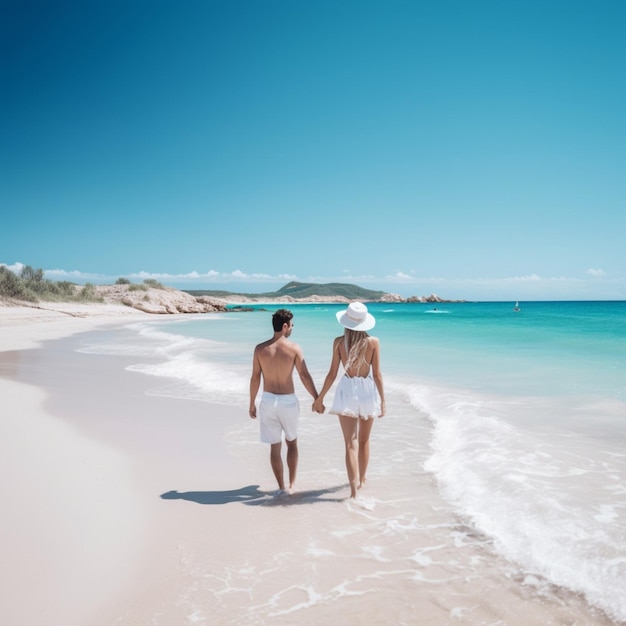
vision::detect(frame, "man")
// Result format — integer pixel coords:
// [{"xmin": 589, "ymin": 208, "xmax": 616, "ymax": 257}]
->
[{"xmin": 249, "ymin": 309, "xmax": 319, "ymax": 493}]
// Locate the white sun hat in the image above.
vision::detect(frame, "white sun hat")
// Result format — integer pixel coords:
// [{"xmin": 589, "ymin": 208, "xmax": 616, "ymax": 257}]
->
[{"xmin": 336, "ymin": 302, "xmax": 376, "ymax": 331}]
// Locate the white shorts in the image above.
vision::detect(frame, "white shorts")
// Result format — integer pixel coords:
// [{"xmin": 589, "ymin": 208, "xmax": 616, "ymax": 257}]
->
[
  {"xmin": 259, "ymin": 392, "xmax": 300, "ymax": 444},
  {"xmin": 329, "ymin": 374, "xmax": 381, "ymax": 419}
]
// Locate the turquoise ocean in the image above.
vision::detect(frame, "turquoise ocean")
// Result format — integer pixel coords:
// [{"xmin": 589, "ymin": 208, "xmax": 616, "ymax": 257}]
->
[{"xmin": 80, "ymin": 300, "xmax": 626, "ymax": 623}]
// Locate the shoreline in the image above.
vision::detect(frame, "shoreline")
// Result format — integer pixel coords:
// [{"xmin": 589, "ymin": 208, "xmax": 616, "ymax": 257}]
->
[{"xmin": 0, "ymin": 300, "xmax": 148, "ymax": 351}]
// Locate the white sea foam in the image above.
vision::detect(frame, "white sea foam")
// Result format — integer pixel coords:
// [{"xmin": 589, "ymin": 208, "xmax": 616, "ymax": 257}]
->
[
  {"xmin": 411, "ymin": 381, "xmax": 626, "ymax": 622},
  {"xmin": 127, "ymin": 352, "xmax": 248, "ymax": 406},
  {"xmin": 79, "ymin": 321, "xmax": 250, "ymax": 406}
]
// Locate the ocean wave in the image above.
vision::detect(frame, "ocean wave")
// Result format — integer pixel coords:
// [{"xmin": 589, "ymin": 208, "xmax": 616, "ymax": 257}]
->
[
  {"xmin": 407, "ymin": 382, "xmax": 626, "ymax": 622},
  {"xmin": 127, "ymin": 351, "xmax": 249, "ymax": 406}
]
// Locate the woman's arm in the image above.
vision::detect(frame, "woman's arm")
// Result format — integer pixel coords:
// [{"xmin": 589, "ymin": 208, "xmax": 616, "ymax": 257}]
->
[
  {"xmin": 312, "ymin": 336, "xmax": 342, "ymax": 412},
  {"xmin": 370, "ymin": 337, "xmax": 386, "ymax": 417}
]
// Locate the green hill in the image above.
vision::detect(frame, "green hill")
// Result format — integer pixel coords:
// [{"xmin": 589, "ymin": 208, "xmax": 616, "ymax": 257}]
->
[{"xmin": 186, "ymin": 281, "xmax": 386, "ymax": 300}]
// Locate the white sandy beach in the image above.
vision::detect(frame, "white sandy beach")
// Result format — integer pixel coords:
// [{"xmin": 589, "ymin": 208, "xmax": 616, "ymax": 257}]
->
[
  {"xmin": 1, "ymin": 301, "xmax": 619, "ymax": 625},
  {"xmin": 0, "ymin": 302, "xmax": 260, "ymax": 625}
]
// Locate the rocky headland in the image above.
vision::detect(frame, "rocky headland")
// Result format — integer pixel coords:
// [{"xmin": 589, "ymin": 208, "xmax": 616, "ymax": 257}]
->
[
  {"xmin": 93, "ymin": 284, "xmax": 229, "ymax": 314},
  {"xmin": 94, "ymin": 284, "xmax": 463, "ymax": 314}
]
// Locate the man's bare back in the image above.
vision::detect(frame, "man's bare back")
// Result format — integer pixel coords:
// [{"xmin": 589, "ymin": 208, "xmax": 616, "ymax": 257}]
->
[{"xmin": 253, "ymin": 336, "xmax": 301, "ymax": 394}]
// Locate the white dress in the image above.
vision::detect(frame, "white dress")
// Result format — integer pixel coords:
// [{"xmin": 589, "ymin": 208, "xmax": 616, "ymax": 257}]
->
[
  {"xmin": 329, "ymin": 337, "xmax": 381, "ymax": 419},
  {"xmin": 329, "ymin": 372, "xmax": 381, "ymax": 419}
]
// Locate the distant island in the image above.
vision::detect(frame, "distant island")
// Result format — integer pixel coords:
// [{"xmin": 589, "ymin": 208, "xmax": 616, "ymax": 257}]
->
[{"xmin": 185, "ymin": 281, "xmax": 464, "ymax": 304}]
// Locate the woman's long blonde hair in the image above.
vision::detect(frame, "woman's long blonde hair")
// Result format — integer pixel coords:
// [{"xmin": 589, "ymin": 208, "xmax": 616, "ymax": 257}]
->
[{"xmin": 344, "ymin": 328, "xmax": 369, "ymax": 371}]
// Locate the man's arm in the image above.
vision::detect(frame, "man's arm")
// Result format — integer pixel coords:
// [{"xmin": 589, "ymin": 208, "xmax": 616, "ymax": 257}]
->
[
  {"xmin": 294, "ymin": 347, "xmax": 318, "ymax": 401},
  {"xmin": 249, "ymin": 348, "xmax": 262, "ymax": 418}
]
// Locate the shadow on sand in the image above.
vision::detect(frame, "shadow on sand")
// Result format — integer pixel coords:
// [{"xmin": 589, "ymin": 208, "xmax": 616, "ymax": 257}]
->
[{"xmin": 160, "ymin": 483, "xmax": 348, "ymax": 506}]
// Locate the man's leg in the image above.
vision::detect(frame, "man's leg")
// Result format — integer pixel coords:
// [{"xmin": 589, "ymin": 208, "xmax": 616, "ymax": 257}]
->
[
  {"xmin": 285, "ymin": 438, "xmax": 298, "ymax": 490},
  {"xmin": 269, "ymin": 442, "xmax": 284, "ymax": 490}
]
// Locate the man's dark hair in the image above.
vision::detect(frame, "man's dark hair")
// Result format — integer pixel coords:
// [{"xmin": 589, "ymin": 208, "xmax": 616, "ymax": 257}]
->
[{"xmin": 272, "ymin": 308, "xmax": 293, "ymax": 332}]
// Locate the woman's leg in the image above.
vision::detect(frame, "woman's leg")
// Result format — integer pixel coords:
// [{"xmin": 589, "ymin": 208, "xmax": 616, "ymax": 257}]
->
[
  {"xmin": 357, "ymin": 417, "xmax": 374, "ymax": 489},
  {"xmin": 339, "ymin": 415, "xmax": 359, "ymax": 498}
]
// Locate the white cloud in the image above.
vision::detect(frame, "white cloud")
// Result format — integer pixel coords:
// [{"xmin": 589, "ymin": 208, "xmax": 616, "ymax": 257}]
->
[
  {"xmin": 129, "ymin": 270, "xmax": 220, "ymax": 280},
  {"xmin": 585, "ymin": 268, "xmax": 606, "ymax": 277},
  {"xmin": 389, "ymin": 271, "xmax": 413, "ymax": 280},
  {"xmin": 45, "ymin": 268, "xmax": 107, "ymax": 280},
  {"xmin": 132, "ymin": 270, "xmax": 164, "ymax": 280},
  {"xmin": 125, "ymin": 269, "xmax": 288, "ymax": 283},
  {"xmin": 0, "ymin": 262, "xmax": 25, "ymax": 274},
  {"xmin": 514, "ymin": 274, "xmax": 542, "ymax": 282}
]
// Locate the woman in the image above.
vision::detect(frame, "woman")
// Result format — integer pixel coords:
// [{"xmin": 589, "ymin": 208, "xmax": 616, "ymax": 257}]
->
[{"xmin": 313, "ymin": 302, "xmax": 385, "ymax": 499}]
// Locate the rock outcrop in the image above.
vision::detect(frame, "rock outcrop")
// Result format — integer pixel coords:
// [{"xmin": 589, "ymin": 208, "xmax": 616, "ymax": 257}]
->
[
  {"xmin": 95, "ymin": 285, "xmax": 229, "ymax": 314},
  {"xmin": 378, "ymin": 293, "xmax": 405, "ymax": 303},
  {"xmin": 406, "ymin": 293, "xmax": 447, "ymax": 303}
]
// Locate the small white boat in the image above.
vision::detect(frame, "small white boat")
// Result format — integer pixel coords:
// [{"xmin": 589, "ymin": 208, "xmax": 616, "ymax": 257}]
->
[{"xmin": 513, "ymin": 301, "xmax": 520, "ymax": 312}]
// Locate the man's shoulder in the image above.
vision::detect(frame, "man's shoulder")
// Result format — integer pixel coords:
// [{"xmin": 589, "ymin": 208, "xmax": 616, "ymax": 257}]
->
[
  {"xmin": 255, "ymin": 335, "xmax": 279, "ymax": 348},
  {"xmin": 255, "ymin": 336, "xmax": 300, "ymax": 353},
  {"xmin": 283, "ymin": 338, "xmax": 302, "ymax": 352}
]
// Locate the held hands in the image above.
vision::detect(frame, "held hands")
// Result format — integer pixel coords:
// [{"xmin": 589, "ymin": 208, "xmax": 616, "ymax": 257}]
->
[{"xmin": 312, "ymin": 397, "xmax": 325, "ymax": 414}]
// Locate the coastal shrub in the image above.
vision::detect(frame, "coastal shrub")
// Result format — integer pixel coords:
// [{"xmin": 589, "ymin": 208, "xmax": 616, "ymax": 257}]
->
[
  {"xmin": 19, "ymin": 264, "xmax": 49, "ymax": 297},
  {"xmin": 79, "ymin": 282, "xmax": 102, "ymax": 302},
  {"xmin": 115, "ymin": 277, "xmax": 131, "ymax": 285},
  {"xmin": 11, "ymin": 264, "xmax": 80, "ymax": 301},
  {"xmin": 20, "ymin": 265, "xmax": 45, "ymax": 283},
  {"xmin": 0, "ymin": 266, "xmax": 37, "ymax": 301},
  {"xmin": 0, "ymin": 264, "xmax": 167, "ymax": 304},
  {"xmin": 143, "ymin": 278, "xmax": 164, "ymax": 289},
  {"xmin": 30, "ymin": 279, "xmax": 76, "ymax": 301},
  {"xmin": 56, "ymin": 281, "xmax": 76, "ymax": 298}
]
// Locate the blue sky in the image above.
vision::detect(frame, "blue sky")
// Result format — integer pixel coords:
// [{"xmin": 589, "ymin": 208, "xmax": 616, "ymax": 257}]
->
[{"xmin": 2, "ymin": 0, "xmax": 625, "ymax": 300}]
